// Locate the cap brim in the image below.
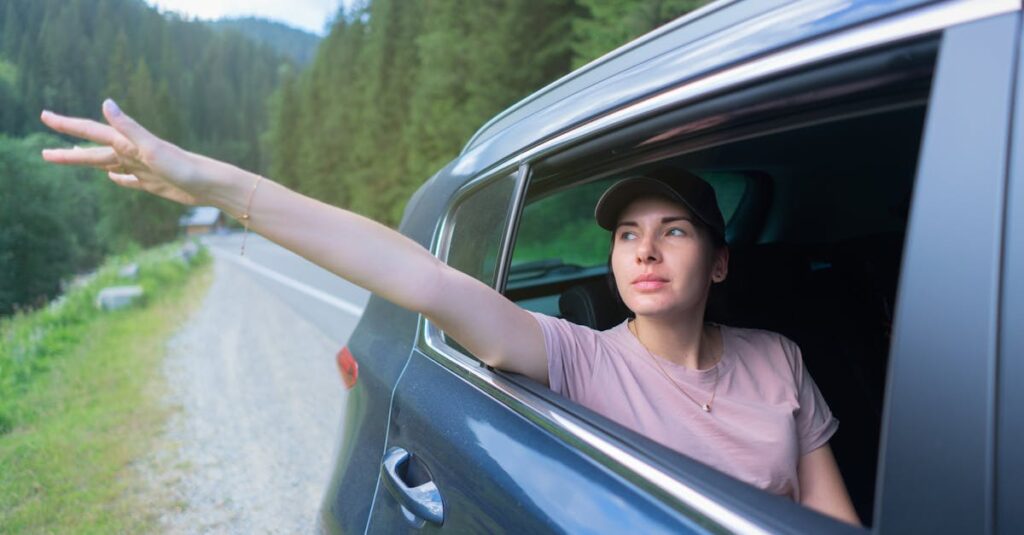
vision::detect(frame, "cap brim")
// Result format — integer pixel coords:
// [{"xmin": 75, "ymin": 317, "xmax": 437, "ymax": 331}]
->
[{"xmin": 594, "ymin": 177, "xmax": 693, "ymax": 231}]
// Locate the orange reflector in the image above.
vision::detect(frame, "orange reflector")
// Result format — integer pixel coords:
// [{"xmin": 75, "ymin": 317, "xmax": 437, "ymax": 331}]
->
[{"xmin": 336, "ymin": 346, "xmax": 359, "ymax": 389}]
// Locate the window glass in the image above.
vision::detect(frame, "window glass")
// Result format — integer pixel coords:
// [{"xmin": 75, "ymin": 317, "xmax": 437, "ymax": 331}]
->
[
  {"xmin": 441, "ymin": 171, "xmax": 517, "ymax": 352},
  {"xmin": 512, "ymin": 178, "xmax": 616, "ymax": 270},
  {"xmin": 445, "ymin": 172, "xmax": 517, "ymax": 287}
]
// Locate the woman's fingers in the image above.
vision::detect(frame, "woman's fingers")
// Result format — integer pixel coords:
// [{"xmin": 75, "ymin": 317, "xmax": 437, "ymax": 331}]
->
[
  {"xmin": 40, "ymin": 110, "xmax": 122, "ymax": 147},
  {"xmin": 39, "ymin": 101, "xmax": 141, "ymax": 164},
  {"xmin": 41, "ymin": 145, "xmax": 119, "ymax": 168},
  {"xmin": 107, "ymin": 171, "xmax": 143, "ymax": 190},
  {"xmin": 102, "ymin": 99, "xmax": 155, "ymax": 152},
  {"xmin": 40, "ymin": 101, "xmax": 197, "ymax": 206}
]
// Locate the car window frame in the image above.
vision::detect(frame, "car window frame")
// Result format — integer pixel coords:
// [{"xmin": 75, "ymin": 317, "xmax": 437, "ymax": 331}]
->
[{"xmin": 415, "ymin": 2, "xmax": 1017, "ymax": 531}]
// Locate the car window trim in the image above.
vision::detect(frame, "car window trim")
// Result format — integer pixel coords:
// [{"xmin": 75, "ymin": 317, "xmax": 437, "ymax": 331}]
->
[{"xmin": 495, "ymin": 163, "xmax": 531, "ymax": 294}]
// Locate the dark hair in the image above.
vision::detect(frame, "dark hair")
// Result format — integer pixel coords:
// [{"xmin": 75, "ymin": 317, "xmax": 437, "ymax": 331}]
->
[
  {"xmin": 605, "ymin": 216, "xmax": 726, "ymax": 319},
  {"xmin": 606, "ymin": 243, "xmax": 636, "ymax": 319}
]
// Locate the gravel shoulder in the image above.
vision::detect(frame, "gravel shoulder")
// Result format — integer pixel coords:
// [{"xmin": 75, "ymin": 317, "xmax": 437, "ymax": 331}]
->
[{"xmin": 145, "ymin": 257, "xmax": 347, "ymax": 534}]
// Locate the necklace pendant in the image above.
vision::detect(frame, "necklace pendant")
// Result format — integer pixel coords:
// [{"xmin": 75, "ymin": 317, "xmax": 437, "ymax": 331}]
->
[{"xmin": 701, "ymin": 403, "xmax": 711, "ymax": 412}]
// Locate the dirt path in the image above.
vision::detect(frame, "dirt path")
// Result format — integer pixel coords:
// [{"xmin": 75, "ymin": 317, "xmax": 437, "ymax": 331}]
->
[{"xmin": 147, "ymin": 257, "xmax": 347, "ymax": 534}]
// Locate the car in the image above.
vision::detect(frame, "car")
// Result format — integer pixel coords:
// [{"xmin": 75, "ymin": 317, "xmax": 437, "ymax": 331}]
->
[{"xmin": 318, "ymin": 0, "xmax": 1023, "ymax": 533}]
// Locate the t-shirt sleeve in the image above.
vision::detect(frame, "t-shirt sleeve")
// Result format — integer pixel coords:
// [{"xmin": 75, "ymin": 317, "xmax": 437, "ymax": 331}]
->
[
  {"xmin": 527, "ymin": 311, "xmax": 601, "ymax": 400},
  {"xmin": 781, "ymin": 336, "xmax": 840, "ymax": 456}
]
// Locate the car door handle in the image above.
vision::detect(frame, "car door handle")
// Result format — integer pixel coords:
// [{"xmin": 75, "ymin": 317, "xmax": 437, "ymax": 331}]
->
[{"xmin": 381, "ymin": 447, "xmax": 444, "ymax": 525}]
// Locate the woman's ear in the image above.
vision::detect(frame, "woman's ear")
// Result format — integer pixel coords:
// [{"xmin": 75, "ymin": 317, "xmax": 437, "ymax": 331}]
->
[{"xmin": 712, "ymin": 246, "xmax": 729, "ymax": 283}]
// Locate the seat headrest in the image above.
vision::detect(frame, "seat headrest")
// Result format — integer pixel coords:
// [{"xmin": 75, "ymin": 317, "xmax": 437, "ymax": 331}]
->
[{"xmin": 558, "ymin": 277, "xmax": 629, "ymax": 331}]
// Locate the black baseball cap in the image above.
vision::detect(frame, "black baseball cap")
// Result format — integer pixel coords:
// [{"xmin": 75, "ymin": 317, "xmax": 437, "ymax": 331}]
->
[{"xmin": 594, "ymin": 167, "xmax": 726, "ymax": 240}]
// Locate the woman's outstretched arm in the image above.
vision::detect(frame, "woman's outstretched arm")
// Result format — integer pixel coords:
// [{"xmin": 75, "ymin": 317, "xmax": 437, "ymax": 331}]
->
[{"xmin": 40, "ymin": 100, "xmax": 548, "ymax": 383}]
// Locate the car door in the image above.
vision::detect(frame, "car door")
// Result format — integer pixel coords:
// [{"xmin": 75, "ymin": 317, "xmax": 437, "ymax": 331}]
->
[
  {"xmin": 873, "ymin": 10, "xmax": 1019, "ymax": 535},
  {"xmin": 317, "ymin": 169, "xmax": 465, "ymax": 534},
  {"xmin": 997, "ymin": 18, "xmax": 1024, "ymax": 534}
]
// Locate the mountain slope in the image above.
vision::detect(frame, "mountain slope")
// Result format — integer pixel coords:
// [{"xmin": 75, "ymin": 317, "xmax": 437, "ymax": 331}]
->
[{"xmin": 209, "ymin": 17, "xmax": 321, "ymax": 66}]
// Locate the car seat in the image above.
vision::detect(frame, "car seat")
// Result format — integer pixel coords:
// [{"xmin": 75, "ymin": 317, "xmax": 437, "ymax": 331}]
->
[{"xmin": 558, "ymin": 276, "xmax": 630, "ymax": 331}]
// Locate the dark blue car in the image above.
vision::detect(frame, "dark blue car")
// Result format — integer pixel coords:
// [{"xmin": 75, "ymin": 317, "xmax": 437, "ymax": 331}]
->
[{"xmin": 320, "ymin": 0, "xmax": 1024, "ymax": 532}]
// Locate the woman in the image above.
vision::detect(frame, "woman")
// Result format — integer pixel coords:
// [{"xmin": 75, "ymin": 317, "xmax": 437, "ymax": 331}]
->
[{"xmin": 39, "ymin": 100, "xmax": 860, "ymax": 526}]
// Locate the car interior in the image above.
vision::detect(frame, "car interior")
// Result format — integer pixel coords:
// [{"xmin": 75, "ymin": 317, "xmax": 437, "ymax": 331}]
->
[{"xmin": 496, "ymin": 38, "xmax": 938, "ymax": 526}]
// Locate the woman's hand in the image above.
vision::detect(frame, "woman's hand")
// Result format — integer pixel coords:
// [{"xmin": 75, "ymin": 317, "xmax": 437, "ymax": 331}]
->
[{"xmin": 40, "ymin": 99, "xmax": 205, "ymax": 206}]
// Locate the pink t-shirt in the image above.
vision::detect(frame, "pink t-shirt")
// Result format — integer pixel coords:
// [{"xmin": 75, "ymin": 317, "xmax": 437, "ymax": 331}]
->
[{"xmin": 529, "ymin": 311, "xmax": 838, "ymax": 501}]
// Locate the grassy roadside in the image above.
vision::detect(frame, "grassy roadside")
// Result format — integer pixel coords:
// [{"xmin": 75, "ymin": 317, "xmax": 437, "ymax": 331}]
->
[{"xmin": 0, "ymin": 242, "xmax": 213, "ymax": 533}]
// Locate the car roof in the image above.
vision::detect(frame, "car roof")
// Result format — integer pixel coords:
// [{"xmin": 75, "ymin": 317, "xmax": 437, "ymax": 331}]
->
[{"xmin": 451, "ymin": 0, "xmax": 934, "ymax": 182}]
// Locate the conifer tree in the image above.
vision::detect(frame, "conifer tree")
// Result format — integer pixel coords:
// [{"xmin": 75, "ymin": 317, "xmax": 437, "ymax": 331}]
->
[
  {"xmin": 571, "ymin": 0, "xmax": 709, "ymax": 68},
  {"xmin": 105, "ymin": 31, "xmax": 133, "ymax": 106},
  {"xmin": 1, "ymin": 1, "xmax": 20, "ymax": 56}
]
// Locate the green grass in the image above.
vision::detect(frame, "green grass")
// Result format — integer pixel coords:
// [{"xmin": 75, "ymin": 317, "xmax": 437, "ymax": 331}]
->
[{"xmin": 0, "ymin": 241, "xmax": 213, "ymax": 533}]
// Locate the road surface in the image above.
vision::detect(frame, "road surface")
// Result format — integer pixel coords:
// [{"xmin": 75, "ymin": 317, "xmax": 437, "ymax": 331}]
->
[{"xmin": 149, "ymin": 232, "xmax": 370, "ymax": 534}]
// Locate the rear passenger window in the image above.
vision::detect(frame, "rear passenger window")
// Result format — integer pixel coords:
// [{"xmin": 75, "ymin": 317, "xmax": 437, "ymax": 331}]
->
[
  {"xmin": 502, "ymin": 39, "xmax": 937, "ymax": 527},
  {"xmin": 440, "ymin": 170, "xmax": 518, "ymax": 350},
  {"xmin": 444, "ymin": 171, "xmax": 518, "ymax": 287}
]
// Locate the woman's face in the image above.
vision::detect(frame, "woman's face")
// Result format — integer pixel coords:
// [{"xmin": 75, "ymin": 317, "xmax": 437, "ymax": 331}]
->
[{"xmin": 610, "ymin": 195, "xmax": 727, "ymax": 319}]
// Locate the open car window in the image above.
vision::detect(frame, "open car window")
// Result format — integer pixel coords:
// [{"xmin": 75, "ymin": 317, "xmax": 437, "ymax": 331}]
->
[
  {"xmin": 508, "ymin": 172, "xmax": 751, "ymax": 316},
  {"xmin": 499, "ymin": 37, "xmax": 938, "ymax": 527}
]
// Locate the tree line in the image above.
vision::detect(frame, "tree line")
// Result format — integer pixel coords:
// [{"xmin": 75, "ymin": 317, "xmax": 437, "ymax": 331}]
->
[
  {"xmin": 267, "ymin": 0, "xmax": 708, "ymax": 226},
  {"xmin": 0, "ymin": 0, "xmax": 292, "ymax": 315},
  {"xmin": 0, "ymin": 0, "xmax": 708, "ymax": 315}
]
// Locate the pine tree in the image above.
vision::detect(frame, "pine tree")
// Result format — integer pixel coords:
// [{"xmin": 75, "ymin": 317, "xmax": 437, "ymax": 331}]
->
[
  {"xmin": 350, "ymin": 0, "xmax": 424, "ymax": 222},
  {"xmin": 0, "ymin": 0, "xmax": 294, "ymax": 312},
  {"xmin": 1, "ymin": 1, "xmax": 21, "ymax": 56},
  {"xmin": 125, "ymin": 58, "xmax": 159, "ymax": 132},
  {"xmin": 105, "ymin": 31, "xmax": 133, "ymax": 104},
  {"xmin": 571, "ymin": 0, "xmax": 709, "ymax": 68}
]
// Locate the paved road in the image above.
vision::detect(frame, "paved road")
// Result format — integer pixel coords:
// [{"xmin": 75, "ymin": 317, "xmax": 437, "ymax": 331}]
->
[
  {"xmin": 150, "ymin": 232, "xmax": 370, "ymax": 534},
  {"xmin": 203, "ymin": 233, "xmax": 371, "ymax": 344}
]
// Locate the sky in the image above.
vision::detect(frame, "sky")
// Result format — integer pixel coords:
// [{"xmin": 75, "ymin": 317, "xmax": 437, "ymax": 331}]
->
[{"xmin": 145, "ymin": 0, "xmax": 353, "ymax": 36}]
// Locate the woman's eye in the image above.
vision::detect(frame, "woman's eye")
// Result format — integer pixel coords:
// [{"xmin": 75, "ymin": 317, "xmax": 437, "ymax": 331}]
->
[
  {"xmin": 667, "ymin": 227, "xmax": 686, "ymax": 237},
  {"xmin": 619, "ymin": 231, "xmax": 637, "ymax": 241}
]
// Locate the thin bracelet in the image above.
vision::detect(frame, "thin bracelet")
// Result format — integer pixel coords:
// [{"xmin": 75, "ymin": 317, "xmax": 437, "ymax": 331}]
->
[{"xmin": 239, "ymin": 175, "xmax": 264, "ymax": 256}]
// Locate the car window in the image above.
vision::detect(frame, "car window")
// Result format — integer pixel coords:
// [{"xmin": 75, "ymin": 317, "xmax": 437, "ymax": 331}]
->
[
  {"xmin": 441, "ymin": 171, "xmax": 518, "ymax": 350},
  {"xmin": 511, "ymin": 178, "xmax": 614, "ymax": 270},
  {"xmin": 501, "ymin": 48, "xmax": 935, "ymax": 526},
  {"xmin": 444, "ymin": 171, "xmax": 518, "ymax": 287}
]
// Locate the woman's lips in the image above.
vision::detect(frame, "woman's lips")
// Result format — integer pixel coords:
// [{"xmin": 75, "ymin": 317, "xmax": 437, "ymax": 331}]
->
[{"xmin": 632, "ymin": 274, "xmax": 668, "ymax": 291}]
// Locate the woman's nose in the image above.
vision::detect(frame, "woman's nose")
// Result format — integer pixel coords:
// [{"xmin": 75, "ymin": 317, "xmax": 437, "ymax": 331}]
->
[{"xmin": 635, "ymin": 236, "xmax": 660, "ymax": 263}]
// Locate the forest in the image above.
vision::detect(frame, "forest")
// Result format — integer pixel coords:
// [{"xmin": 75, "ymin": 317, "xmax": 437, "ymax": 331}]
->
[{"xmin": 0, "ymin": 0, "xmax": 708, "ymax": 315}]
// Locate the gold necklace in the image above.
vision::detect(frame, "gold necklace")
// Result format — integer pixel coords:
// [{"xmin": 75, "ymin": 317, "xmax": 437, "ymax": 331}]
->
[{"xmin": 631, "ymin": 320, "xmax": 720, "ymax": 413}]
